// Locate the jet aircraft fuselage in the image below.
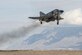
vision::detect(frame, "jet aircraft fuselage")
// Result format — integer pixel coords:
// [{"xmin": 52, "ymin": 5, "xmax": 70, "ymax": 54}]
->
[{"xmin": 29, "ymin": 9, "xmax": 64, "ymax": 25}]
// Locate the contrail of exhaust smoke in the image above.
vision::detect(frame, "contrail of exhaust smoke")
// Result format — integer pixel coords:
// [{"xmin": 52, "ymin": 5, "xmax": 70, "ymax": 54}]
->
[{"xmin": 0, "ymin": 21, "xmax": 40, "ymax": 47}]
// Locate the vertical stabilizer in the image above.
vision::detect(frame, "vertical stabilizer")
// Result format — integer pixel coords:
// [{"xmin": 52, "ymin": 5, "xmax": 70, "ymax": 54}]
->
[{"xmin": 40, "ymin": 11, "xmax": 45, "ymax": 17}]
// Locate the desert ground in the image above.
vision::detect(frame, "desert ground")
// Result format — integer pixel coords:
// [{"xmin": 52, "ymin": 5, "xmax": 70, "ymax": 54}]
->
[{"xmin": 0, "ymin": 50, "xmax": 82, "ymax": 55}]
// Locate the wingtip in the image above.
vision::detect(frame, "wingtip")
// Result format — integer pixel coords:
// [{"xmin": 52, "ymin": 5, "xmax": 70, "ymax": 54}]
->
[
  {"xmin": 28, "ymin": 17, "xmax": 31, "ymax": 18},
  {"xmin": 28, "ymin": 17, "xmax": 32, "ymax": 19}
]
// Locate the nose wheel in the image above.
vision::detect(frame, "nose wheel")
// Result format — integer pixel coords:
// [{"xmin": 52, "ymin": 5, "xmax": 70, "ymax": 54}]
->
[
  {"xmin": 40, "ymin": 21, "xmax": 42, "ymax": 24},
  {"xmin": 40, "ymin": 20, "xmax": 42, "ymax": 24},
  {"xmin": 57, "ymin": 20, "xmax": 59, "ymax": 25}
]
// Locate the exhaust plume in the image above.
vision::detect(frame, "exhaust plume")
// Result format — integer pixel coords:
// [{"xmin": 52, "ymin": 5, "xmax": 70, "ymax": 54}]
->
[{"xmin": 0, "ymin": 21, "xmax": 40, "ymax": 48}]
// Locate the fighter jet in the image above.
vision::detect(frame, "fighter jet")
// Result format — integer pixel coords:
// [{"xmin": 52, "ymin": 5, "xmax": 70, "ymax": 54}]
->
[{"xmin": 29, "ymin": 9, "xmax": 64, "ymax": 25}]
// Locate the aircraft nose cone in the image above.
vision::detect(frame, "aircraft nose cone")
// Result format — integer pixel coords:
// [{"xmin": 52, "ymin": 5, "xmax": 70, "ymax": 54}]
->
[{"xmin": 60, "ymin": 10, "xmax": 64, "ymax": 13}]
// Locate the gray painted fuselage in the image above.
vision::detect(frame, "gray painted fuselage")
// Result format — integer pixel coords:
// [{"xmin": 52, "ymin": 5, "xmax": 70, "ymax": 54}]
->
[{"xmin": 29, "ymin": 9, "xmax": 64, "ymax": 25}]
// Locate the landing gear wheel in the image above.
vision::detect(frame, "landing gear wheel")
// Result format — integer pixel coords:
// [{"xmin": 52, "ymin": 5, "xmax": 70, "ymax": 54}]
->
[
  {"xmin": 40, "ymin": 21, "xmax": 42, "ymax": 24},
  {"xmin": 57, "ymin": 22, "xmax": 59, "ymax": 25},
  {"xmin": 57, "ymin": 20, "xmax": 59, "ymax": 25},
  {"xmin": 40, "ymin": 20, "xmax": 42, "ymax": 24}
]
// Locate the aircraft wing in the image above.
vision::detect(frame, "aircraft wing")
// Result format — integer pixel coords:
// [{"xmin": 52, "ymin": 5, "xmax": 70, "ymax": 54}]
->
[{"xmin": 29, "ymin": 17, "xmax": 40, "ymax": 19}]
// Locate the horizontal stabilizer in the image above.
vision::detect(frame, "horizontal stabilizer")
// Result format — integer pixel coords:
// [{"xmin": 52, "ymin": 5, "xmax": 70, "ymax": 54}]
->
[{"xmin": 29, "ymin": 17, "xmax": 40, "ymax": 19}]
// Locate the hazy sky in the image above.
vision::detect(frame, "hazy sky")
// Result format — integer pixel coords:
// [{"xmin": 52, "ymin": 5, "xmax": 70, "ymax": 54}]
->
[
  {"xmin": 0, "ymin": 0, "xmax": 82, "ymax": 33},
  {"xmin": 0, "ymin": 0, "xmax": 82, "ymax": 18},
  {"xmin": 0, "ymin": 0, "xmax": 82, "ymax": 17}
]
